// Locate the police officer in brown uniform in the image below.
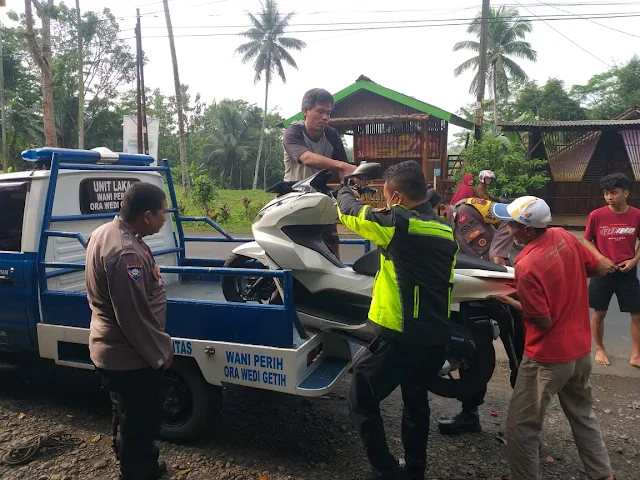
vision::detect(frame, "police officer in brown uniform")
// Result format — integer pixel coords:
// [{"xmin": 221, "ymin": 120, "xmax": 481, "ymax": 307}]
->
[
  {"xmin": 436, "ymin": 197, "xmax": 525, "ymax": 435},
  {"xmin": 86, "ymin": 182, "xmax": 173, "ymax": 480},
  {"xmin": 452, "ymin": 197, "xmax": 513, "ymax": 263}
]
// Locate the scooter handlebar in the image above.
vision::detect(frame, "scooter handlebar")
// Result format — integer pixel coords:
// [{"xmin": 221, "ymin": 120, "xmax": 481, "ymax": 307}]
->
[
  {"xmin": 330, "ymin": 185, "xmax": 377, "ymax": 199},
  {"xmin": 358, "ymin": 185, "xmax": 377, "ymax": 196}
]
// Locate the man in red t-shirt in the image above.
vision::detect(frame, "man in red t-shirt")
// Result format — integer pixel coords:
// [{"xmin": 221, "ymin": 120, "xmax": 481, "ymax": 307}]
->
[
  {"xmin": 491, "ymin": 196, "xmax": 613, "ymax": 480},
  {"xmin": 583, "ymin": 173, "xmax": 640, "ymax": 368}
]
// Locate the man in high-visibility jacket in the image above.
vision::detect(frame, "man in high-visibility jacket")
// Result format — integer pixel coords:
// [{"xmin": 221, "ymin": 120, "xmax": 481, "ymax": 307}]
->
[{"xmin": 337, "ymin": 160, "xmax": 458, "ymax": 480}]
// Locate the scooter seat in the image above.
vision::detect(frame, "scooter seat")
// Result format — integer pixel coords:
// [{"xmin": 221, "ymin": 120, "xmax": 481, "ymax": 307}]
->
[
  {"xmin": 352, "ymin": 251, "xmax": 508, "ymax": 276},
  {"xmin": 352, "ymin": 249, "xmax": 379, "ymax": 277},
  {"xmin": 455, "ymin": 254, "xmax": 508, "ymax": 273}
]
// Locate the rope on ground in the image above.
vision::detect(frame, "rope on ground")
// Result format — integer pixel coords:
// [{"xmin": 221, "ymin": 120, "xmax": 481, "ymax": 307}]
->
[{"xmin": 0, "ymin": 431, "xmax": 83, "ymax": 466}]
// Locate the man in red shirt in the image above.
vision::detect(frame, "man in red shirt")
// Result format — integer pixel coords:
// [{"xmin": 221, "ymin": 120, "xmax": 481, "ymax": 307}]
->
[
  {"xmin": 491, "ymin": 196, "xmax": 613, "ymax": 480},
  {"xmin": 583, "ymin": 173, "xmax": 640, "ymax": 368}
]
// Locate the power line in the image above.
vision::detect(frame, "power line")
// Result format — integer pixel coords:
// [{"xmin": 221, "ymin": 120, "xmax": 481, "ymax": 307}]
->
[
  {"xmin": 116, "ymin": 12, "xmax": 640, "ymax": 39},
  {"xmin": 298, "ymin": 0, "xmax": 640, "ymax": 14},
  {"xmin": 136, "ymin": 11, "xmax": 640, "ymax": 29},
  {"xmin": 532, "ymin": 0, "xmax": 640, "ymax": 39},
  {"xmin": 512, "ymin": 0, "xmax": 613, "ymax": 67},
  {"xmin": 64, "ymin": 0, "xmax": 232, "ymax": 27},
  {"xmin": 134, "ymin": 0, "xmax": 232, "ymax": 17},
  {"xmin": 282, "ymin": 0, "xmax": 640, "ymax": 16}
]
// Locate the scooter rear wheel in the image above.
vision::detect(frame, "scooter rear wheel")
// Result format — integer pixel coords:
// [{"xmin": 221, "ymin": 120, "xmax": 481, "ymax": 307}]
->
[
  {"xmin": 428, "ymin": 341, "xmax": 496, "ymax": 399},
  {"xmin": 221, "ymin": 253, "xmax": 280, "ymax": 304}
]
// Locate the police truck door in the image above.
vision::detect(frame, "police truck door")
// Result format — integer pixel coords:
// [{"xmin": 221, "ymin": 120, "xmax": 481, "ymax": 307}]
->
[{"xmin": 0, "ymin": 181, "xmax": 32, "ymax": 348}]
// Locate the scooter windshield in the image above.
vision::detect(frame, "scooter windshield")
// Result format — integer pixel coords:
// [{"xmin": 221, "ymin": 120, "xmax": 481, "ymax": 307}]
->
[{"xmin": 292, "ymin": 169, "xmax": 333, "ymax": 194}]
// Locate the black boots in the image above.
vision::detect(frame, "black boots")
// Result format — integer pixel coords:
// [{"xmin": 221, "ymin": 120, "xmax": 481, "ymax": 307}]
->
[
  {"xmin": 437, "ymin": 408, "xmax": 482, "ymax": 435},
  {"xmin": 368, "ymin": 459, "xmax": 425, "ymax": 480}
]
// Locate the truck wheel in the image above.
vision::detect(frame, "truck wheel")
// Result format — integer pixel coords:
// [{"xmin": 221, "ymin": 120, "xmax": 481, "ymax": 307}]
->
[
  {"xmin": 160, "ymin": 358, "xmax": 222, "ymax": 443},
  {"xmin": 221, "ymin": 253, "xmax": 279, "ymax": 304},
  {"xmin": 428, "ymin": 341, "xmax": 496, "ymax": 399}
]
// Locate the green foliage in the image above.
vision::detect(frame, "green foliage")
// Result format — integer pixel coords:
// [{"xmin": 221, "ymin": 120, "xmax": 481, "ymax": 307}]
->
[
  {"xmin": 235, "ymin": 0, "xmax": 306, "ymax": 85},
  {"xmin": 219, "ymin": 204, "xmax": 231, "ymax": 223},
  {"xmin": 453, "ymin": 6, "xmax": 537, "ymax": 114},
  {"xmin": 172, "ymin": 186, "xmax": 275, "ymax": 233},
  {"xmin": 457, "ymin": 137, "xmax": 548, "ymax": 198},
  {"xmin": 236, "ymin": 0, "xmax": 306, "ymax": 189},
  {"xmin": 513, "ymin": 79, "xmax": 586, "ymax": 121},
  {"xmin": 189, "ymin": 175, "xmax": 218, "ymax": 218},
  {"xmin": 571, "ymin": 55, "xmax": 640, "ymax": 119}
]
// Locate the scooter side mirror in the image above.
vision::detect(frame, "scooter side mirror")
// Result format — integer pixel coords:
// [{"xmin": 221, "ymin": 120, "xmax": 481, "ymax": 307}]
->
[{"xmin": 343, "ymin": 162, "xmax": 383, "ymax": 186}]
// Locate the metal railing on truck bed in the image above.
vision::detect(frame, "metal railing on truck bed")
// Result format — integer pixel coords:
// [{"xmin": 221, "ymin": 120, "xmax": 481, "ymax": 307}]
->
[{"xmin": 25, "ymin": 147, "xmax": 310, "ymax": 348}]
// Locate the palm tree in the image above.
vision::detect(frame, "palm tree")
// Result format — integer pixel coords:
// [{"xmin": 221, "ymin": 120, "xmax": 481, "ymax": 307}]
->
[
  {"xmin": 236, "ymin": 0, "xmax": 306, "ymax": 190},
  {"xmin": 202, "ymin": 104, "xmax": 251, "ymax": 189},
  {"xmin": 453, "ymin": 6, "xmax": 537, "ymax": 122}
]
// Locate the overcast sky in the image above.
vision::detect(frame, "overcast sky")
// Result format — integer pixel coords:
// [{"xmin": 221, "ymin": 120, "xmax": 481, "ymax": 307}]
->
[{"xmin": 2, "ymin": 0, "xmax": 639, "ymax": 140}]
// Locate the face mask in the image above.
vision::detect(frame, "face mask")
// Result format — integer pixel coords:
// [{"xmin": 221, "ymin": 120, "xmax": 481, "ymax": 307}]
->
[
  {"xmin": 387, "ymin": 192, "xmax": 399, "ymax": 210},
  {"xmin": 512, "ymin": 226, "xmax": 529, "ymax": 248}
]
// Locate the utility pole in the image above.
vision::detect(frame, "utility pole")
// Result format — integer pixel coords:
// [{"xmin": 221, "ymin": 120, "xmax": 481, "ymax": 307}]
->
[
  {"xmin": 136, "ymin": 9, "xmax": 149, "ymax": 155},
  {"xmin": 135, "ymin": 11, "xmax": 143, "ymax": 154},
  {"xmin": 0, "ymin": 21, "xmax": 8, "ymax": 171},
  {"xmin": 76, "ymin": 0, "xmax": 84, "ymax": 149},
  {"xmin": 474, "ymin": 0, "xmax": 491, "ymax": 142}
]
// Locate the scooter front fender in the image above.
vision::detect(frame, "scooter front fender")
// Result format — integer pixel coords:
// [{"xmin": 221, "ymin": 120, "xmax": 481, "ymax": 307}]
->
[{"xmin": 232, "ymin": 241, "xmax": 267, "ymax": 266}]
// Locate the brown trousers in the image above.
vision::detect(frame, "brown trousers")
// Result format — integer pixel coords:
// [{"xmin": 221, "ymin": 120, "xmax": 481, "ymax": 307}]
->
[{"xmin": 506, "ymin": 354, "xmax": 612, "ymax": 480}]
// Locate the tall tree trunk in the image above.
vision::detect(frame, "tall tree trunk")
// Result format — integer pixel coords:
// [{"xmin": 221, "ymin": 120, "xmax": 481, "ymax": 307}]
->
[
  {"xmin": 263, "ymin": 142, "xmax": 270, "ymax": 191},
  {"xmin": 163, "ymin": 0, "xmax": 190, "ymax": 192},
  {"xmin": 492, "ymin": 74, "xmax": 499, "ymax": 124},
  {"xmin": 252, "ymin": 65, "xmax": 270, "ymax": 190},
  {"xmin": 76, "ymin": 0, "xmax": 84, "ymax": 149},
  {"xmin": 0, "ymin": 25, "xmax": 8, "ymax": 171},
  {"xmin": 26, "ymin": 0, "xmax": 56, "ymax": 147}
]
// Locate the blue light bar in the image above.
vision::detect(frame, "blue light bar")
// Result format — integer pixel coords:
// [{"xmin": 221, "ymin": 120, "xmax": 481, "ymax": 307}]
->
[{"xmin": 21, "ymin": 147, "xmax": 155, "ymax": 166}]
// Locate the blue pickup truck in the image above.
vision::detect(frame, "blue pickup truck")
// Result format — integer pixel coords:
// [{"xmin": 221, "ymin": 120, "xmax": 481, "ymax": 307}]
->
[{"xmin": 0, "ymin": 147, "xmax": 365, "ymax": 442}]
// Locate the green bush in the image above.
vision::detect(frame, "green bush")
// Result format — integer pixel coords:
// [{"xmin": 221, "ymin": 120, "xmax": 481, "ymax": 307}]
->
[
  {"xmin": 457, "ymin": 137, "xmax": 548, "ymax": 198},
  {"xmin": 189, "ymin": 175, "xmax": 218, "ymax": 219}
]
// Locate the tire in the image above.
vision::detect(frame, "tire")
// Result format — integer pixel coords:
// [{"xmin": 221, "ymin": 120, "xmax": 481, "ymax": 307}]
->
[
  {"xmin": 221, "ymin": 253, "xmax": 279, "ymax": 304},
  {"xmin": 160, "ymin": 358, "xmax": 222, "ymax": 443},
  {"xmin": 429, "ymin": 341, "xmax": 496, "ymax": 399}
]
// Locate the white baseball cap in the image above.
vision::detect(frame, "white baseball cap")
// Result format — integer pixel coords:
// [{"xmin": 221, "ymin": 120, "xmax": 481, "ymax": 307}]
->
[{"xmin": 490, "ymin": 196, "xmax": 552, "ymax": 228}]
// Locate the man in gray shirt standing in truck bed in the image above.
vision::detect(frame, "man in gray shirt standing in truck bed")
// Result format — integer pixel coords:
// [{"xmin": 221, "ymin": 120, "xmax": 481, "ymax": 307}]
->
[
  {"xmin": 283, "ymin": 88, "xmax": 357, "ymax": 258},
  {"xmin": 86, "ymin": 182, "xmax": 173, "ymax": 480}
]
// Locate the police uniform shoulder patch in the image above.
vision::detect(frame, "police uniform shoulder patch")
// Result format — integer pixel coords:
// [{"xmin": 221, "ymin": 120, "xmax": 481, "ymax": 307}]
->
[
  {"xmin": 457, "ymin": 213, "xmax": 468, "ymax": 224},
  {"xmin": 127, "ymin": 263, "xmax": 143, "ymax": 281},
  {"xmin": 478, "ymin": 238, "xmax": 487, "ymax": 247}
]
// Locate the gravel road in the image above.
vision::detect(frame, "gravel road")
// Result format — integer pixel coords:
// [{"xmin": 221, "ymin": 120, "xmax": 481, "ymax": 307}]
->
[{"xmin": 0, "ymin": 358, "xmax": 638, "ymax": 480}]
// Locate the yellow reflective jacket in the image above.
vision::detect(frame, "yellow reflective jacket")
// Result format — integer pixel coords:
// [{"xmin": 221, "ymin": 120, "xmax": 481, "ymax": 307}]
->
[{"xmin": 337, "ymin": 187, "xmax": 458, "ymax": 346}]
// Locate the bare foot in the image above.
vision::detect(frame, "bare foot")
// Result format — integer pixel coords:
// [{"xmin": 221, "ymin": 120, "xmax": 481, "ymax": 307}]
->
[
  {"xmin": 595, "ymin": 349, "xmax": 611, "ymax": 366},
  {"xmin": 630, "ymin": 356, "xmax": 640, "ymax": 368}
]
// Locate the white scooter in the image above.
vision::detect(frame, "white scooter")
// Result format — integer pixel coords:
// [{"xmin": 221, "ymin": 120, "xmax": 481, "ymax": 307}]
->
[{"xmin": 222, "ymin": 162, "xmax": 519, "ymax": 398}]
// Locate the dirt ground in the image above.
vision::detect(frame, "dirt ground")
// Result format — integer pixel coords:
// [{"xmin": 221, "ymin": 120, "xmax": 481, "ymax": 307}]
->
[{"xmin": 0, "ymin": 358, "xmax": 638, "ymax": 480}]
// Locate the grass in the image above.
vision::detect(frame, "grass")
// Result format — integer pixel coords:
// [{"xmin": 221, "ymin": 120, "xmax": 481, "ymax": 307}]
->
[{"xmin": 169, "ymin": 185, "xmax": 276, "ymax": 234}]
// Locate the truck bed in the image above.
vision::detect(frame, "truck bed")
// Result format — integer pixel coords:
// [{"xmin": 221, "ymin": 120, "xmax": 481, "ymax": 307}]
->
[{"xmin": 165, "ymin": 281, "xmax": 227, "ymax": 303}]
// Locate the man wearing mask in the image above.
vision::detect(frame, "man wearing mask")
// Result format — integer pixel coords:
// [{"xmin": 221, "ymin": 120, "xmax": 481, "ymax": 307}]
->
[
  {"xmin": 491, "ymin": 196, "xmax": 613, "ymax": 480},
  {"xmin": 337, "ymin": 160, "xmax": 457, "ymax": 480}
]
